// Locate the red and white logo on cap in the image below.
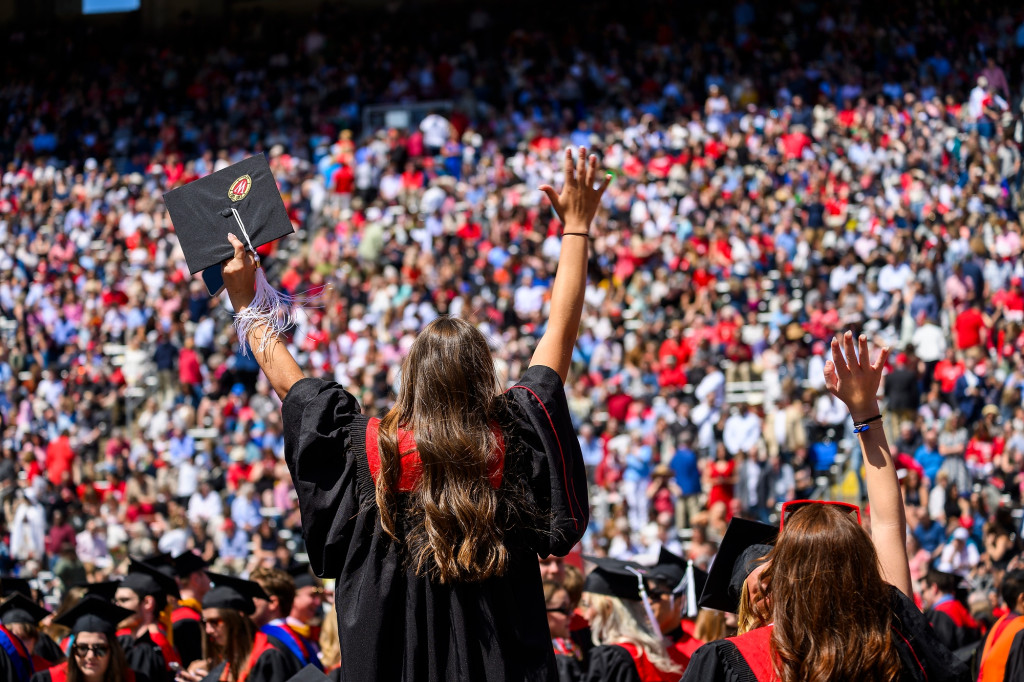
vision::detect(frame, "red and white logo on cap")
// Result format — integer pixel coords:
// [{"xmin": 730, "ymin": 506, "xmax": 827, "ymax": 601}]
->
[{"xmin": 228, "ymin": 174, "xmax": 252, "ymax": 202}]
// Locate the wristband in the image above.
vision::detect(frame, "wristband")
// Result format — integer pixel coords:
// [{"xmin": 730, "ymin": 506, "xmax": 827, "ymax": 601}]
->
[
  {"xmin": 852, "ymin": 414, "xmax": 883, "ymax": 427},
  {"xmin": 562, "ymin": 232, "xmax": 591, "ymax": 238}
]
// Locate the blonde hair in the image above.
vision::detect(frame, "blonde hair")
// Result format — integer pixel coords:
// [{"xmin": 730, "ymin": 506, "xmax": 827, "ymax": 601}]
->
[
  {"xmin": 695, "ymin": 609, "xmax": 726, "ymax": 642},
  {"xmin": 319, "ymin": 604, "xmax": 341, "ymax": 670},
  {"xmin": 736, "ymin": 581, "xmax": 766, "ymax": 635},
  {"xmin": 585, "ymin": 593, "xmax": 682, "ymax": 676}
]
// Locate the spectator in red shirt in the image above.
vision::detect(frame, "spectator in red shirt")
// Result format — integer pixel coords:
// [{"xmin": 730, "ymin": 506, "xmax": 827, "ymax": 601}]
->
[
  {"xmin": 45, "ymin": 431, "xmax": 75, "ymax": 487},
  {"xmin": 953, "ymin": 304, "xmax": 989, "ymax": 350}
]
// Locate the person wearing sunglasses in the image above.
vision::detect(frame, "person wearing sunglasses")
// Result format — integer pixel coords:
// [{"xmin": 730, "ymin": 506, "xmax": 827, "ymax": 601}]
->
[
  {"xmin": 682, "ymin": 333, "xmax": 970, "ymax": 682},
  {"xmin": 543, "ymin": 581, "xmax": 583, "ymax": 682},
  {"xmin": 30, "ymin": 595, "xmax": 147, "ymax": 682}
]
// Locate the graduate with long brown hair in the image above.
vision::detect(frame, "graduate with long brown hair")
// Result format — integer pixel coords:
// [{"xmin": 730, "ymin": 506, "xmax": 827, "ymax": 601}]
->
[
  {"xmin": 683, "ymin": 333, "xmax": 970, "ymax": 682},
  {"xmin": 220, "ymin": 147, "xmax": 608, "ymax": 680}
]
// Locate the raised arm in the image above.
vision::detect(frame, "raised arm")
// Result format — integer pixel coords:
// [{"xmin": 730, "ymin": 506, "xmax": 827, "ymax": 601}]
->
[
  {"xmin": 532, "ymin": 146, "xmax": 610, "ymax": 383},
  {"xmin": 824, "ymin": 331, "xmax": 912, "ymax": 597},
  {"xmin": 222, "ymin": 232, "xmax": 306, "ymax": 400}
]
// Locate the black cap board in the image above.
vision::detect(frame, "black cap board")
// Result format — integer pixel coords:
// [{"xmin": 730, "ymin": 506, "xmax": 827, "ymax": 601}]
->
[
  {"xmin": 172, "ymin": 551, "xmax": 210, "ymax": 579},
  {"xmin": 0, "ymin": 593, "xmax": 48, "ymax": 626},
  {"xmin": 286, "ymin": 664, "xmax": 330, "ymax": 682},
  {"xmin": 163, "ymin": 154, "xmax": 294, "ymax": 294},
  {"xmin": 83, "ymin": 581, "xmax": 121, "ymax": 601},
  {"xmin": 287, "ymin": 564, "xmax": 320, "ymax": 590},
  {"xmin": 698, "ymin": 517, "xmax": 778, "ymax": 614},
  {"xmin": 0, "ymin": 577, "xmax": 32, "ymax": 599},
  {"xmin": 582, "ymin": 556, "xmax": 647, "ymax": 602},
  {"xmin": 203, "ymin": 572, "xmax": 268, "ymax": 615},
  {"xmin": 55, "ymin": 595, "xmax": 135, "ymax": 636},
  {"xmin": 123, "ymin": 559, "xmax": 181, "ymax": 601},
  {"xmin": 647, "ymin": 547, "xmax": 708, "ymax": 598}
]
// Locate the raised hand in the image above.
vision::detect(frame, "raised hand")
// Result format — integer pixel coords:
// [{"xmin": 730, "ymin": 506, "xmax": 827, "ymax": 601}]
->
[
  {"xmin": 223, "ymin": 232, "xmax": 257, "ymax": 311},
  {"xmin": 823, "ymin": 331, "xmax": 890, "ymax": 421},
  {"xmin": 539, "ymin": 146, "xmax": 611, "ymax": 233}
]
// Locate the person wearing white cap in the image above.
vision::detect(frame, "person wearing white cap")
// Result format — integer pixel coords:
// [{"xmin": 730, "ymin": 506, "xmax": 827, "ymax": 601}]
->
[{"xmin": 937, "ymin": 527, "xmax": 980, "ymax": 578}]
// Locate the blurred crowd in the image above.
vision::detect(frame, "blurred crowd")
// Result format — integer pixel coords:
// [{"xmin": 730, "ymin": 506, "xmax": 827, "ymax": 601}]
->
[{"xmin": 1, "ymin": 0, "xmax": 1024, "ymax": 653}]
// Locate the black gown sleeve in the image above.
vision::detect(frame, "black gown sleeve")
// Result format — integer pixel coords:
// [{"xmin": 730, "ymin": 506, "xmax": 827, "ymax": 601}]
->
[
  {"xmin": 199, "ymin": 661, "xmax": 226, "ymax": 682},
  {"xmin": 889, "ymin": 587, "xmax": 970, "ymax": 682},
  {"xmin": 28, "ymin": 672, "xmax": 50, "ymax": 682},
  {"xmin": 583, "ymin": 644, "xmax": 642, "ymax": 682},
  {"xmin": 121, "ymin": 633, "xmax": 169, "ymax": 682},
  {"xmin": 0, "ymin": 647, "xmax": 24, "ymax": 682},
  {"xmin": 282, "ymin": 377, "xmax": 365, "ymax": 579},
  {"xmin": 1003, "ymin": 629, "xmax": 1024, "ymax": 682},
  {"xmin": 506, "ymin": 365, "xmax": 589, "ymax": 556},
  {"xmin": 172, "ymin": 618, "xmax": 203, "ymax": 668},
  {"xmin": 32, "ymin": 636, "xmax": 64, "ymax": 665},
  {"xmin": 246, "ymin": 646, "xmax": 301, "ymax": 682}
]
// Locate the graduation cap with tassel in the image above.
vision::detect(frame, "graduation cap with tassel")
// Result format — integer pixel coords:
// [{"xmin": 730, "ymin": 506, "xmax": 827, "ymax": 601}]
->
[{"xmin": 163, "ymin": 154, "xmax": 323, "ymax": 355}]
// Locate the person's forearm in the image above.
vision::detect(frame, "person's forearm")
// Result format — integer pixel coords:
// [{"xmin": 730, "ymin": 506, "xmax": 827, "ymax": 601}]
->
[
  {"xmin": 533, "ymin": 225, "xmax": 589, "ymax": 381},
  {"xmin": 853, "ymin": 400, "xmax": 911, "ymax": 595},
  {"xmin": 242, "ymin": 317, "xmax": 306, "ymax": 400}
]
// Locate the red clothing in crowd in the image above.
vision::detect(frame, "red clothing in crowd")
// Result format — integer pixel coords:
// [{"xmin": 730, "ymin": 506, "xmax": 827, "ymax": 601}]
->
[
  {"xmin": 45, "ymin": 435, "xmax": 74, "ymax": 486},
  {"xmin": 954, "ymin": 307, "xmax": 987, "ymax": 349}
]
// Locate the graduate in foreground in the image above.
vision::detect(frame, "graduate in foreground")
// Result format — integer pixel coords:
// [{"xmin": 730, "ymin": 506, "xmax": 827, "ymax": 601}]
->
[{"xmin": 216, "ymin": 147, "xmax": 608, "ymax": 680}]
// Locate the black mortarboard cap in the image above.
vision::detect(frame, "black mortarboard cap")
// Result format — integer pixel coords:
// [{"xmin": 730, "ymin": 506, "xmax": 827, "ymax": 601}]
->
[
  {"xmin": 203, "ymin": 572, "xmax": 268, "ymax": 615},
  {"xmin": 698, "ymin": 517, "xmax": 778, "ymax": 614},
  {"xmin": 82, "ymin": 581, "xmax": 120, "ymax": 601},
  {"xmin": 163, "ymin": 154, "xmax": 293, "ymax": 294},
  {"xmin": 0, "ymin": 577, "xmax": 32, "ymax": 599},
  {"xmin": 286, "ymin": 664, "xmax": 329, "ymax": 682},
  {"xmin": 123, "ymin": 559, "xmax": 181, "ymax": 601},
  {"xmin": 0, "ymin": 593, "xmax": 48, "ymax": 625},
  {"xmin": 647, "ymin": 547, "xmax": 708, "ymax": 598},
  {"xmin": 287, "ymin": 563, "xmax": 319, "ymax": 590},
  {"xmin": 582, "ymin": 556, "xmax": 646, "ymax": 602},
  {"xmin": 55, "ymin": 595, "xmax": 134, "ymax": 636},
  {"xmin": 172, "ymin": 551, "xmax": 210, "ymax": 579}
]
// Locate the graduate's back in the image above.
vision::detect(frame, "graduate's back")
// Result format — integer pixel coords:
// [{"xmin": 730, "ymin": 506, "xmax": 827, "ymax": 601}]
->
[{"xmin": 282, "ymin": 318, "xmax": 589, "ymax": 681}]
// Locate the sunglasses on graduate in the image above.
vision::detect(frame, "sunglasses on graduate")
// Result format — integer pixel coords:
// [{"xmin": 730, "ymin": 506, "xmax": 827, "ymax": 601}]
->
[
  {"xmin": 73, "ymin": 644, "xmax": 110, "ymax": 658},
  {"xmin": 780, "ymin": 500, "xmax": 861, "ymax": 530},
  {"xmin": 546, "ymin": 605, "xmax": 573, "ymax": 616},
  {"xmin": 202, "ymin": 617, "xmax": 225, "ymax": 627}
]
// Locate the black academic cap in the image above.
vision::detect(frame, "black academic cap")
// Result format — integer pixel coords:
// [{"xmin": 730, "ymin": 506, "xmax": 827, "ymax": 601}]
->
[
  {"xmin": 203, "ymin": 572, "xmax": 268, "ymax": 615},
  {"xmin": 698, "ymin": 517, "xmax": 778, "ymax": 614},
  {"xmin": 287, "ymin": 563, "xmax": 320, "ymax": 590},
  {"xmin": 0, "ymin": 593, "xmax": 48, "ymax": 626},
  {"xmin": 0, "ymin": 577, "xmax": 32, "ymax": 599},
  {"xmin": 140, "ymin": 552, "xmax": 174, "ymax": 568},
  {"xmin": 647, "ymin": 547, "xmax": 708, "ymax": 598},
  {"xmin": 172, "ymin": 551, "xmax": 210, "ymax": 578},
  {"xmin": 163, "ymin": 154, "xmax": 294, "ymax": 290},
  {"xmin": 55, "ymin": 595, "xmax": 134, "ymax": 636},
  {"xmin": 123, "ymin": 559, "xmax": 181, "ymax": 601},
  {"xmin": 286, "ymin": 664, "xmax": 329, "ymax": 682},
  {"xmin": 582, "ymin": 556, "xmax": 647, "ymax": 602},
  {"xmin": 82, "ymin": 581, "xmax": 121, "ymax": 601}
]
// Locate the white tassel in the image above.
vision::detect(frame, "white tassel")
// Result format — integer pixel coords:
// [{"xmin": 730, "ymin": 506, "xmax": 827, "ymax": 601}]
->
[
  {"xmin": 684, "ymin": 560, "xmax": 698, "ymax": 618},
  {"xmin": 233, "ymin": 267, "xmax": 323, "ymax": 356},
  {"xmin": 626, "ymin": 566, "xmax": 662, "ymax": 638}
]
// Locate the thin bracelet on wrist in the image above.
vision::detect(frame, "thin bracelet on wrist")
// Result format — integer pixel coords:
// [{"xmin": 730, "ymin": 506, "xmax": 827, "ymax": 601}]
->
[{"xmin": 562, "ymin": 232, "xmax": 591, "ymax": 238}]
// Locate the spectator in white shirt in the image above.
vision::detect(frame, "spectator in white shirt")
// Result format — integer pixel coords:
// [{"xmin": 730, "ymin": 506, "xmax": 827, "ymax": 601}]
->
[
  {"xmin": 723, "ymin": 402, "xmax": 763, "ymax": 456},
  {"xmin": 187, "ymin": 479, "xmax": 223, "ymax": 525}
]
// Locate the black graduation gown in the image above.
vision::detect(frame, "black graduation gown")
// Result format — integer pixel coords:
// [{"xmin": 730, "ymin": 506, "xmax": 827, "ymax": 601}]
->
[
  {"xmin": 32, "ymin": 636, "xmax": 64, "ymax": 665},
  {"xmin": 680, "ymin": 587, "xmax": 970, "ymax": 682},
  {"xmin": 119, "ymin": 632, "xmax": 169, "ymax": 682},
  {"xmin": 247, "ymin": 642, "xmax": 301, "ymax": 682},
  {"xmin": 0, "ymin": 646, "xmax": 28, "ymax": 682},
  {"xmin": 171, "ymin": 608, "xmax": 204, "ymax": 668},
  {"xmin": 554, "ymin": 652, "xmax": 584, "ymax": 682},
  {"xmin": 583, "ymin": 645, "xmax": 641, "ymax": 682},
  {"xmin": 283, "ymin": 365, "xmax": 589, "ymax": 682},
  {"xmin": 926, "ymin": 607, "xmax": 981, "ymax": 653}
]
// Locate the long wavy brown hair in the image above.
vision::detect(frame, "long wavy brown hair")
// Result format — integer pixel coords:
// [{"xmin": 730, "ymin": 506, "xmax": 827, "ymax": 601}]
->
[
  {"xmin": 375, "ymin": 316, "xmax": 509, "ymax": 583},
  {"xmin": 762, "ymin": 504, "xmax": 901, "ymax": 682},
  {"xmin": 204, "ymin": 609, "xmax": 255, "ymax": 682}
]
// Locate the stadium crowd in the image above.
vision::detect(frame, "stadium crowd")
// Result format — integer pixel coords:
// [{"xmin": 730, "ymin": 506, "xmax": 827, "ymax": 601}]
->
[{"xmin": 2, "ymin": 0, "xmax": 1024, "ymax": 679}]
